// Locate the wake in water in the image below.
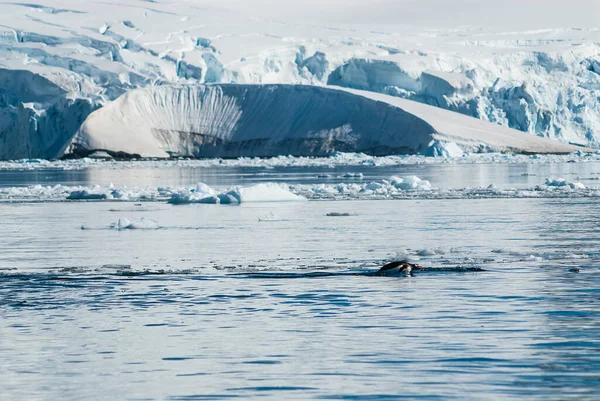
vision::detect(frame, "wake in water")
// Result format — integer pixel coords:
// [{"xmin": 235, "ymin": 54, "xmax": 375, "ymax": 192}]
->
[
  {"xmin": 0, "ymin": 260, "xmax": 485, "ymax": 282},
  {"xmin": 234, "ymin": 261, "xmax": 485, "ymax": 279}
]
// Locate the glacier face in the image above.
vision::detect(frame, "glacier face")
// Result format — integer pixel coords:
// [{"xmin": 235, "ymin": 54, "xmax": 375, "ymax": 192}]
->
[
  {"xmin": 72, "ymin": 84, "xmax": 578, "ymax": 158},
  {"xmin": 71, "ymin": 84, "xmax": 436, "ymax": 158},
  {"xmin": 0, "ymin": 68, "xmax": 97, "ymax": 159},
  {"xmin": 0, "ymin": 1, "xmax": 599, "ymax": 159}
]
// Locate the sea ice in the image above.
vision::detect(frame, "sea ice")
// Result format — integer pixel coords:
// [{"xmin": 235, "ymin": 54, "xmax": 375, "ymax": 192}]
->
[
  {"xmin": 0, "ymin": 176, "xmax": 595, "ymax": 203},
  {"xmin": 257, "ymin": 212, "xmax": 283, "ymax": 222},
  {"xmin": 110, "ymin": 218, "xmax": 159, "ymax": 230},
  {"xmin": 169, "ymin": 183, "xmax": 306, "ymax": 205},
  {"xmin": 544, "ymin": 178, "xmax": 586, "ymax": 190}
]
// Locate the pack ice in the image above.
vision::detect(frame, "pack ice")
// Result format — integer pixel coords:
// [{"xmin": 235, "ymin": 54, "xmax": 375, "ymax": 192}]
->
[{"xmin": 0, "ymin": 0, "xmax": 597, "ymax": 159}]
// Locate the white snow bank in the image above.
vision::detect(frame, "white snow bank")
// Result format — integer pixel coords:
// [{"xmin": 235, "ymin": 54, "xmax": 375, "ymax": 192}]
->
[{"xmin": 71, "ymin": 84, "xmax": 580, "ymax": 158}]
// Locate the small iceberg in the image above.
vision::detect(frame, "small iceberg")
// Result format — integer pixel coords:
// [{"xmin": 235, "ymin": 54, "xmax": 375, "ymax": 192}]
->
[
  {"xmin": 67, "ymin": 189, "xmax": 108, "ymax": 200},
  {"xmin": 543, "ymin": 178, "xmax": 585, "ymax": 190},
  {"xmin": 390, "ymin": 176, "xmax": 432, "ymax": 191},
  {"xmin": 424, "ymin": 140, "xmax": 464, "ymax": 158},
  {"xmin": 110, "ymin": 218, "xmax": 160, "ymax": 230},
  {"xmin": 169, "ymin": 183, "xmax": 306, "ymax": 205},
  {"xmin": 257, "ymin": 212, "xmax": 284, "ymax": 222}
]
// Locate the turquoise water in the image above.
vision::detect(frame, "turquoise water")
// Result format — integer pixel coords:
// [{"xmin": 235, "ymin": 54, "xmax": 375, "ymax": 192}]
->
[{"xmin": 1, "ymin": 164, "xmax": 600, "ymax": 400}]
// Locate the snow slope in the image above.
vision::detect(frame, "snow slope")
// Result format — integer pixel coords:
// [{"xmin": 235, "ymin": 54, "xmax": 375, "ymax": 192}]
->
[
  {"xmin": 0, "ymin": 1, "xmax": 599, "ymax": 159},
  {"xmin": 71, "ymin": 84, "xmax": 579, "ymax": 158}
]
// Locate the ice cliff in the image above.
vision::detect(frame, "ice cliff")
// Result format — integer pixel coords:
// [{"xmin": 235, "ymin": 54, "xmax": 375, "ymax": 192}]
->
[
  {"xmin": 0, "ymin": 1, "xmax": 598, "ymax": 159},
  {"xmin": 71, "ymin": 84, "xmax": 578, "ymax": 158}
]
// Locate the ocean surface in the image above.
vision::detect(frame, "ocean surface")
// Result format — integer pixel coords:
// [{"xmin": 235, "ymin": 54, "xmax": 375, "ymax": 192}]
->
[{"xmin": 1, "ymin": 162, "xmax": 599, "ymax": 400}]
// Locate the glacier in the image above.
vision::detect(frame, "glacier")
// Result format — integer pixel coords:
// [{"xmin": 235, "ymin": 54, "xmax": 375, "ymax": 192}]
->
[
  {"xmin": 0, "ymin": 0, "xmax": 599, "ymax": 159},
  {"xmin": 71, "ymin": 84, "xmax": 579, "ymax": 158}
]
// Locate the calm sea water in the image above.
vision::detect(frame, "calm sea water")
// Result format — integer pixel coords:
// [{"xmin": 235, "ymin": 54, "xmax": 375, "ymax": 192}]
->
[
  {"xmin": 1, "ymin": 163, "xmax": 599, "ymax": 400},
  {"xmin": 1, "ymin": 161, "xmax": 600, "ymax": 189}
]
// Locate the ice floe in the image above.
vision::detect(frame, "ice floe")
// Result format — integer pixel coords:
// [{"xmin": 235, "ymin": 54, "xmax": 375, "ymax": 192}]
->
[
  {"xmin": 0, "ymin": 177, "xmax": 595, "ymax": 203},
  {"xmin": 1, "ymin": 151, "xmax": 599, "ymax": 172},
  {"xmin": 110, "ymin": 218, "xmax": 160, "ymax": 230},
  {"xmin": 80, "ymin": 217, "xmax": 160, "ymax": 230},
  {"xmin": 257, "ymin": 212, "xmax": 284, "ymax": 222},
  {"xmin": 169, "ymin": 183, "xmax": 306, "ymax": 205}
]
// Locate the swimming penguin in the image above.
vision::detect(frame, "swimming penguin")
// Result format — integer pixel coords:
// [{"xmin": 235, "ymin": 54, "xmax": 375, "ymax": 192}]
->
[{"xmin": 376, "ymin": 261, "xmax": 423, "ymax": 276}]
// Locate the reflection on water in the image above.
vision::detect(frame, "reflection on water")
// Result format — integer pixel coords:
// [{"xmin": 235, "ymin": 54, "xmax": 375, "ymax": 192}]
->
[{"xmin": 1, "ymin": 162, "xmax": 600, "ymax": 189}]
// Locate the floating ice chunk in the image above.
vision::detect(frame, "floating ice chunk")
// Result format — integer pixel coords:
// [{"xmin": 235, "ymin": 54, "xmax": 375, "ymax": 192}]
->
[
  {"xmin": 168, "ymin": 192, "xmax": 195, "ymax": 205},
  {"xmin": 3, "ymin": 153, "xmax": 600, "ymax": 172},
  {"xmin": 311, "ymin": 184, "xmax": 339, "ymax": 194},
  {"xmin": 393, "ymin": 250, "xmax": 420, "ymax": 262},
  {"xmin": 258, "ymin": 212, "xmax": 283, "ymax": 222},
  {"xmin": 424, "ymin": 140, "xmax": 464, "ymax": 158},
  {"xmin": 87, "ymin": 151, "xmax": 113, "ymax": 159},
  {"xmin": 129, "ymin": 218, "xmax": 159, "ymax": 229},
  {"xmin": 169, "ymin": 192, "xmax": 219, "ymax": 204},
  {"xmin": 563, "ymin": 253, "xmax": 589, "ymax": 260},
  {"xmin": 217, "ymin": 190, "xmax": 243, "ymax": 204},
  {"xmin": 169, "ymin": 182, "xmax": 219, "ymax": 204},
  {"xmin": 111, "ymin": 217, "xmax": 159, "ymax": 230},
  {"xmin": 417, "ymin": 249, "xmax": 437, "ymax": 256},
  {"xmin": 116, "ymin": 218, "xmax": 132, "ymax": 229},
  {"xmin": 342, "ymin": 173, "xmax": 364, "ymax": 179},
  {"xmin": 169, "ymin": 183, "xmax": 305, "ymax": 205},
  {"xmin": 236, "ymin": 183, "xmax": 306, "ymax": 202},
  {"xmin": 67, "ymin": 189, "xmax": 108, "ymax": 200},
  {"xmin": 544, "ymin": 178, "xmax": 586, "ymax": 189},
  {"xmin": 366, "ymin": 182, "xmax": 386, "ymax": 191},
  {"xmin": 390, "ymin": 176, "xmax": 432, "ymax": 191},
  {"xmin": 194, "ymin": 183, "xmax": 216, "ymax": 197}
]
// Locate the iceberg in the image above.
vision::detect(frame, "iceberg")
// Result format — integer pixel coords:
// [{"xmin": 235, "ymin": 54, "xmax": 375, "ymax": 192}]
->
[
  {"xmin": 110, "ymin": 218, "xmax": 160, "ymax": 230},
  {"xmin": 70, "ymin": 84, "xmax": 579, "ymax": 158},
  {"xmin": 168, "ymin": 183, "xmax": 306, "ymax": 205}
]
